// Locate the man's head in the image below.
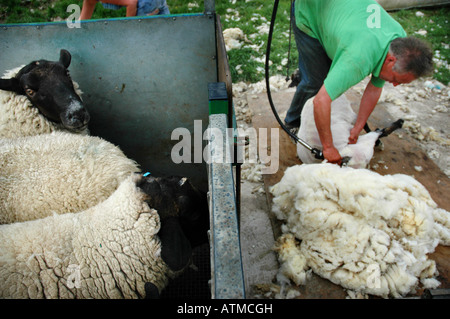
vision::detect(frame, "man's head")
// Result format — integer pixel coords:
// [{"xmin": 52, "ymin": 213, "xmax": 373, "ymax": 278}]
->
[{"xmin": 379, "ymin": 36, "xmax": 433, "ymax": 86}]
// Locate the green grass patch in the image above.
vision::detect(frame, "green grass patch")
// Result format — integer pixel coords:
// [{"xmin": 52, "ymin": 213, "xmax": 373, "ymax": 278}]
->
[
  {"xmin": 216, "ymin": 0, "xmax": 298, "ymax": 83},
  {"xmin": 0, "ymin": 0, "xmax": 127, "ymax": 23},
  {"xmin": 390, "ymin": 7, "xmax": 450, "ymax": 84}
]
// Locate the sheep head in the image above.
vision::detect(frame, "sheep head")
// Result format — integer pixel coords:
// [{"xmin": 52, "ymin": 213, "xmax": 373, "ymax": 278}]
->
[
  {"xmin": 0, "ymin": 49, "xmax": 90, "ymax": 132},
  {"xmin": 137, "ymin": 175, "xmax": 210, "ymax": 271}
]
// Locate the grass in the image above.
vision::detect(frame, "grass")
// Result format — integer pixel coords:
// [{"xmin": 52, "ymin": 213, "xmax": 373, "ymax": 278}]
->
[
  {"xmin": 390, "ymin": 7, "xmax": 450, "ymax": 85},
  {"xmin": 1, "ymin": 0, "xmax": 448, "ymax": 84},
  {"xmin": 216, "ymin": 0, "xmax": 297, "ymax": 83}
]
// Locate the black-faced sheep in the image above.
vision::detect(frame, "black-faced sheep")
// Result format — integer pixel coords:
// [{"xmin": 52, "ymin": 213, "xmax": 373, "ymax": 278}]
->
[
  {"xmin": 0, "ymin": 49, "xmax": 90, "ymax": 138},
  {"xmin": 137, "ymin": 175, "xmax": 210, "ymax": 270},
  {"xmin": 0, "ymin": 50, "xmax": 211, "ymax": 299}
]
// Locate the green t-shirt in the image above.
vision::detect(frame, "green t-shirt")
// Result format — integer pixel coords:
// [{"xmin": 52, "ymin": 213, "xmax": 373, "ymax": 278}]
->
[{"xmin": 294, "ymin": 0, "xmax": 406, "ymax": 100}]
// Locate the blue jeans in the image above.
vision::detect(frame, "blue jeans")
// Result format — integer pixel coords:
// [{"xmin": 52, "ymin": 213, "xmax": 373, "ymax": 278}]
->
[
  {"xmin": 285, "ymin": 2, "xmax": 331, "ymax": 127},
  {"xmin": 102, "ymin": 0, "xmax": 170, "ymax": 16}
]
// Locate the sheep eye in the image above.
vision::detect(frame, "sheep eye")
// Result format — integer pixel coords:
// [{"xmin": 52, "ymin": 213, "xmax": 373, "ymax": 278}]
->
[{"xmin": 25, "ymin": 88, "xmax": 35, "ymax": 97}]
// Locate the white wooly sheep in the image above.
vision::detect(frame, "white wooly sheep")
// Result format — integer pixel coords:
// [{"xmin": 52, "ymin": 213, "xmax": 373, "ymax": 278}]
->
[
  {"xmin": 270, "ymin": 164, "xmax": 450, "ymax": 298},
  {"xmin": 297, "ymin": 94, "xmax": 382, "ymax": 168},
  {"xmin": 0, "ymin": 131, "xmax": 140, "ymax": 224},
  {"xmin": 0, "ymin": 174, "xmax": 176, "ymax": 299}
]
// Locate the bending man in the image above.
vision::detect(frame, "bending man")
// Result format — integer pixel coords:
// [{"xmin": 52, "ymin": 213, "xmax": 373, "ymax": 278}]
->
[{"xmin": 285, "ymin": 0, "xmax": 433, "ymax": 164}]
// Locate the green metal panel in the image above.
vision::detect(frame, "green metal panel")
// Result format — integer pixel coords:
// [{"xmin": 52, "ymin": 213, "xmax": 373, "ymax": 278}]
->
[
  {"xmin": 208, "ymin": 82, "xmax": 228, "ymax": 115},
  {"xmin": 0, "ymin": 14, "xmax": 217, "ymax": 191}
]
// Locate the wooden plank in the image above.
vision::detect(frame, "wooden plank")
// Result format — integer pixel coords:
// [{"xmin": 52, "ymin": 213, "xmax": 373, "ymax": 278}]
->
[{"xmin": 248, "ymin": 89, "xmax": 450, "ymax": 297}]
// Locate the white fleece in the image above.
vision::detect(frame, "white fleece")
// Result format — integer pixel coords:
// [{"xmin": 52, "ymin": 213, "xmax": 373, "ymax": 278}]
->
[
  {"xmin": 297, "ymin": 95, "xmax": 381, "ymax": 168},
  {"xmin": 0, "ymin": 174, "xmax": 175, "ymax": 299},
  {"xmin": 0, "ymin": 131, "xmax": 140, "ymax": 224},
  {"xmin": 270, "ymin": 164, "xmax": 449, "ymax": 298},
  {"xmin": 0, "ymin": 66, "xmax": 89, "ymax": 138}
]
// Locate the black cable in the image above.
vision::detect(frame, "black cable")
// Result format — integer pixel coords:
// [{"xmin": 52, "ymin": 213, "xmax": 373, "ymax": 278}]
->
[
  {"xmin": 285, "ymin": 0, "xmax": 293, "ymax": 81},
  {"xmin": 265, "ymin": 0, "xmax": 323, "ymax": 159}
]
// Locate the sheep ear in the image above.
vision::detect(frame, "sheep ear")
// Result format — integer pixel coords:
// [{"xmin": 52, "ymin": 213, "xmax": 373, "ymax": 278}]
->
[
  {"xmin": 59, "ymin": 49, "xmax": 71, "ymax": 68},
  {"xmin": 0, "ymin": 78, "xmax": 22, "ymax": 94},
  {"xmin": 159, "ymin": 218, "xmax": 192, "ymax": 271}
]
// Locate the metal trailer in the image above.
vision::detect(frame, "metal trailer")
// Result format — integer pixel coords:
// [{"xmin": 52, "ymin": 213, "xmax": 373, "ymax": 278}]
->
[{"xmin": 0, "ymin": 0, "xmax": 245, "ymax": 299}]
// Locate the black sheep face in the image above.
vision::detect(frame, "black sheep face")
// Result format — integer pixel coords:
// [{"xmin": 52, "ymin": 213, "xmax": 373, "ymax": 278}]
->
[
  {"xmin": 138, "ymin": 175, "xmax": 210, "ymax": 248},
  {"xmin": 0, "ymin": 49, "xmax": 90, "ymax": 132},
  {"xmin": 138, "ymin": 175, "xmax": 210, "ymax": 272}
]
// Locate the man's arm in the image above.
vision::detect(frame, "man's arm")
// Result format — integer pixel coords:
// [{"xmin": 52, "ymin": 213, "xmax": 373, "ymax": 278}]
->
[
  {"xmin": 348, "ymin": 80, "xmax": 383, "ymax": 144},
  {"xmin": 313, "ymin": 85, "xmax": 342, "ymax": 164}
]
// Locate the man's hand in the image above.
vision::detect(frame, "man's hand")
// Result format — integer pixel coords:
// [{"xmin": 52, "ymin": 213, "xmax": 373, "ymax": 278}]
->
[
  {"xmin": 313, "ymin": 85, "xmax": 343, "ymax": 165},
  {"xmin": 322, "ymin": 145, "xmax": 342, "ymax": 164},
  {"xmin": 349, "ymin": 80, "xmax": 383, "ymax": 144},
  {"xmin": 348, "ymin": 127, "xmax": 360, "ymax": 144}
]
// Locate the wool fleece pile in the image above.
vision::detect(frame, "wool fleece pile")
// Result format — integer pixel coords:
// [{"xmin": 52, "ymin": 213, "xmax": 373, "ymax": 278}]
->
[{"xmin": 270, "ymin": 163, "xmax": 450, "ymax": 298}]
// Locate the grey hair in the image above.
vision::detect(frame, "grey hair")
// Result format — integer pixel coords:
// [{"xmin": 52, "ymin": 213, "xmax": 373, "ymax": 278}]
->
[{"xmin": 389, "ymin": 36, "xmax": 433, "ymax": 78}]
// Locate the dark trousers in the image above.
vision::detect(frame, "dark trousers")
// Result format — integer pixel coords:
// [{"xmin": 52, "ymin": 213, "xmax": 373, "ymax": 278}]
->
[{"xmin": 285, "ymin": 2, "xmax": 332, "ymax": 127}]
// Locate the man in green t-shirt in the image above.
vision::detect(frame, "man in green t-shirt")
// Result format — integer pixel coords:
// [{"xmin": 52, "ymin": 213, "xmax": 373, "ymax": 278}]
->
[{"xmin": 285, "ymin": 0, "xmax": 433, "ymax": 164}]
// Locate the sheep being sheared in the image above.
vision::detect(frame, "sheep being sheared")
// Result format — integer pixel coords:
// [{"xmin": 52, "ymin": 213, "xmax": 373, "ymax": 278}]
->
[
  {"xmin": 0, "ymin": 131, "xmax": 140, "ymax": 224},
  {"xmin": 0, "ymin": 49, "xmax": 90, "ymax": 138},
  {"xmin": 270, "ymin": 164, "xmax": 450, "ymax": 298},
  {"xmin": 296, "ymin": 94, "xmax": 402, "ymax": 168}
]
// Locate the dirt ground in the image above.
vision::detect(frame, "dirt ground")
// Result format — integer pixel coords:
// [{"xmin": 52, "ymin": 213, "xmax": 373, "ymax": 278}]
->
[
  {"xmin": 354, "ymin": 77, "xmax": 449, "ymax": 176},
  {"xmin": 235, "ymin": 75, "xmax": 449, "ymax": 298}
]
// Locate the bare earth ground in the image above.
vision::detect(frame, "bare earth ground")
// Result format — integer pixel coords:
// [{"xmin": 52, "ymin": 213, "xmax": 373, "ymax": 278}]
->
[
  {"xmin": 235, "ymin": 75, "xmax": 449, "ymax": 298},
  {"xmin": 354, "ymin": 77, "xmax": 449, "ymax": 176}
]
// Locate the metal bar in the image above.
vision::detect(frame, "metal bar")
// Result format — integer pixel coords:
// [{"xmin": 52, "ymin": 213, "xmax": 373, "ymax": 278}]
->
[
  {"xmin": 422, "ymin": 288, "xmax": 450, "ymax": 299},
  {"xmin": 204, "ymin": 0, "xmax": 216, "ymax": 14},
  {"xmin": 207, "ymin": 112, "xmax": 245, "ymax": 299},
  {"xmin": 214, "ymin": 13, "xmax": 233, "ymax": 126}
]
